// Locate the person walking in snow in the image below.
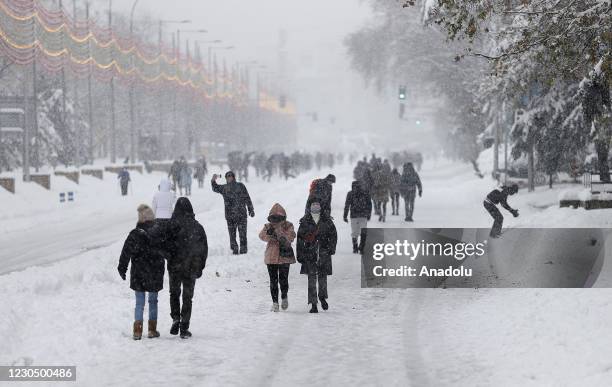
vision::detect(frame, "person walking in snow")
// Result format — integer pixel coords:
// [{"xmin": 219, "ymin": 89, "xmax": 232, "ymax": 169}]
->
[
  {"xmin": 152, "ymin": 178, "xmax": 176, "ymax": 221},
  {"xmin": 155, "ymin": 197, "xmax": 208, "ymax": 339},
  {"xmin": 307, "ymin": 174, "xmax": 336, "ymax": 217},
  {"xmin": 180, "ymin": 164, "xmax": 193, "ymax": 196},
  {"xmin": 168, "ymin": 159, "xmax": 182, "ymax": 195},
  {"xmin": 259, "ymin": 203, "xmax": 296, "ymax": 312},
  {"xmin": 297, "ymin": 199, "xmax": 337, "ymax": 313},
  {"xmin": 399, "ymin": 162, "xmax": 422, "ymax": 222},
  {"xmin": 118, "ymin": 168, "xmax": 131, "ymax": 196},
  {"xmin": 194, "ymin": 157, "xmax": 207, "ymax": 189},
  {"xmin": 390, "ymin": 168, "xmax": 402, "ymax": 216},
  {"xmin": 484, "ymin": 184, "xmax": 519, "ymax": 238},
  {"xmin": 343, "ymin": 181, "xmax": 372, "ymax": 254},
  {"xmin": 212, "ymin": 171, "xmax": 255, "ymax": 255},
  {"xmin": 117, "ymin": 204, "xmax": 166, "ymax": 340}
]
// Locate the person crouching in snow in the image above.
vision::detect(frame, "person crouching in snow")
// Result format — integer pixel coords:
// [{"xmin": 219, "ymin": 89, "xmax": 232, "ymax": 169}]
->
[
  {"xmin": 297, "ymin": 199, "xmax": 337, "ymax": 313},
  {"xmin": 259, "ymin": 203, "xmax": 296, "ymax": 312},
  {"xmin": 484, "ymin": 184, "xmax": 519, "ymax": 238},
  {"xmin": 117, "ymin": 204, "xmax": 165, "ymax": 340}
]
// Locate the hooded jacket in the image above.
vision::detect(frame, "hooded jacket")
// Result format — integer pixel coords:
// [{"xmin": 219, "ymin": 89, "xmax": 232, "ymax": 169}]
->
[
  {"xmin": 259, "ymin": 203, "xmax": 296, "ymax": 265},
  {"xmin": 152, "ymin": 178, "xmax": 176, "ymax": 219},
  {"xmin": 118, "ymin": 220, "xmax": 166, "ymax": 292},
  {"xmin": 162, "ymin": 198, "xmax": 208, "ymax": 279},
  {"xmin": 211, "ymin": 179, "xmax": 254, "ymax": 220},
  {"xmin": 344, "ymin": 181, "xmax": 373, "ymax": 219}
]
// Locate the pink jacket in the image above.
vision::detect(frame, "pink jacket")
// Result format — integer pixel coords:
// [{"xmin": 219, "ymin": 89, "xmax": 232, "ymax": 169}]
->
[{"xmin": 259, "ymin": 203, "xmax": 296, "ymax": 265}]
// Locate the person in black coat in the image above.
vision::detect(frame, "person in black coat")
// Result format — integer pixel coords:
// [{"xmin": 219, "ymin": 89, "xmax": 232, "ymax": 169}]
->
[
  {"xmin": 212, "ymin": 171, "xmax": 254, "ymax": 254},
  {"xmin": 306, "ymin": 174, "xmax": 336, "ymax": 217},
  {"xmin": 118, "ymin": 204, "xmax": 165, "ymax": 340},
  {"xmin": 484, "ymin": 184, "xmax": 519, "ymax": 238},
  {"xmin": 152, "ymin": 197, "xmax": 208, "ymax": 339},
  {"xmin": 297, "ymin": 199, "xmax": 338, "ymax": 313},
  {"xmin": 343, "ymin": 181, "xmax": 372, "ymax": 254},
  {"xmin": 399, "ymin": 162, "xmax": 423, "ymax": 222}
]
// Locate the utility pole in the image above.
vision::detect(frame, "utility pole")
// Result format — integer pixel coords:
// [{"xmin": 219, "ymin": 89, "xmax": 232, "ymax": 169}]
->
[
  {"xmin": 158, "ymin": 20, "xmax": 164, "ymax": 159},
  {"xmin": 129, "ymin": 0, "xmax": 139, "ymax": 164},
  {"xmin": 109, "ymin": 0, "xmax": 116, "ymax": 164},
  {"xmin": 72, "ymin": 0, "xmax": 81, "ymax": 166},
  {"xmin": 86, "ymin": 1, "xmax": 94, "ymax": 163},
  {"xmin": 59, "ymin": 0, "xmax": 69, "ymax": 166}
]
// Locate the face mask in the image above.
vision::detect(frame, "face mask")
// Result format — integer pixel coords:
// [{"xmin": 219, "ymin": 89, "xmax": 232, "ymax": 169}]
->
[{"xmin": 310, "ymin": 204, "xmax": 321, "ymax": 215}]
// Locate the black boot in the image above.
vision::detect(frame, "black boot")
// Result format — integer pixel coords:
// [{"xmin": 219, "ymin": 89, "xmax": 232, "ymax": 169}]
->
[
  {"xmin": 358, "ymin": 229, "xmax": 367, "ymax": 254},
  {"xmin": 309, "ymin": 304, "xmax": 318, "ymax": 313},
  {"xmin": 319, "ymin": 297, "xmax": 328, "ymax": 311},
  {"xmin": 170, "ymin": 319, "xmax": 180, "ymax": 335},
  {"xmin": 180, "ymin": 322, "xmax": 192, "ymax": 339},
  {"xmin": 352, "ymin": 238, "xmax": 358, "ymax": 254}
]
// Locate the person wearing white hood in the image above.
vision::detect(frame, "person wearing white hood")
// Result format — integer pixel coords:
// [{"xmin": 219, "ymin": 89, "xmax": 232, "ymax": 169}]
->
[{"xmin": 152, "ymin": 178, "xmax": 176, "ymax": 220}]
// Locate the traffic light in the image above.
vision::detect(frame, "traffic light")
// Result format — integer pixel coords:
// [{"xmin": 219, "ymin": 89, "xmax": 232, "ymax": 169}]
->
[
  {"xmin": 398, "ymin": 85, "xmax": 407, "ymax": 100},
  {"xmin": 399, "ymin": 102, "xmax": 405, "ymax": 119}
]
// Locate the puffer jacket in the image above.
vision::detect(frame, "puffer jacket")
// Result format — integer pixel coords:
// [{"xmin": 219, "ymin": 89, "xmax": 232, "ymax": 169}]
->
[
  {"xmin": 259, "ymin": 203, "xmax": 296, "ymax": 265},
  {"xmin": 152, "ymin": 178, "xmax": 176, "ymax": 219}
]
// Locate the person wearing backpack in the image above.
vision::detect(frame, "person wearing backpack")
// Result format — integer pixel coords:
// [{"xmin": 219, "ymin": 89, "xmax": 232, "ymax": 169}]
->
[
  {"xmin": 343, "ymin": 181, "xmax": 372, "ymax": 254},
  {"xmin": 117, "ymin": 204, "xmax": 166, "ymax": 340},
  {"xmin": 156, "ymin": 197, "xmax": 208, "ymax": 339},
  {"xmin": 306, "ymin": 174, "xmax": 336, "ymax": 217},
  {"xmin": 259, "ymin": 203, "xmax": 296, "ymax": 312}
]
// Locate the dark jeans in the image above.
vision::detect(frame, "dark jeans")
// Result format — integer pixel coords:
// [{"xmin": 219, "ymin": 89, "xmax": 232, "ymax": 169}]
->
[
  {"xmin": 226, "ymin": 218, "xmax": 247, "ymax": 253},
  {"xmin": 267, "ymin": 264, "xmax": 290, "ymax": 303},
  {"xmin": 169, "ymin": 274, "xmax": 196, "ymax": 325},
  {"xmin": 484, "ymin": 201, "xmax": 503, "ymax": 236},
  {"xmin": 391, "ymin": 192, "xmax": 400, "ymax": 214},
  {"xmin": 404, "ymin": 190, "xmax": 416, "ymax": 219},
  {"xmin": 308, "ymin": 272, "xmax": 328, "ymax": 305},
  {"xmin": 227, "ymin": 217, "xmax": 248, "ymax": 253}
]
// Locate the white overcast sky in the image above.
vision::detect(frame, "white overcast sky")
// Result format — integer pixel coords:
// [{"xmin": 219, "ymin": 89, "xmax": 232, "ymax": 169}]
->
[{"xmin": 103, "ymin": 0, "xmax": 414, "ymax": 149}]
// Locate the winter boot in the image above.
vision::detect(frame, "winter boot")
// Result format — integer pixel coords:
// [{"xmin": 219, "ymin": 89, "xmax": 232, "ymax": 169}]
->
[
  {"xmin": 358, "ymin": 230, "xmax": 367, "ymax": 254},
  {"xmin": 133, "ymin": 320, "xmax": 143, "ymax": 340},
  {"xmin": 170, "ymin": 319, "xmax": 180, "ymax": 335},
  {"xmin": 319, "ymin": 297, "xmax": 329, "ymax": 311},
  {"xmin": 147, "ymin": 320, "xmax": 160, "ymax": 339},
  {"xmin": 281, "ymin": 296, "xmax": 289, "ymax": 310},
  {"xmin": 309, "ymin": 304, "xmax": 318, "ymax": 313},
  {"xmin": 352, "ymin": 238, "xmax": 359, "ymax": 254},
  {"xmin": 180, "ymin": 322, "xmax": 192, "ymax": 339},
  {"xmin": 271, "ymin": 302, "xmax": 280, "ymax": 312}
]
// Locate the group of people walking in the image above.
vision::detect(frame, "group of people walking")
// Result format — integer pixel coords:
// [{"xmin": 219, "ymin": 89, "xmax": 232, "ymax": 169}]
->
[
  {"xmin": 352, "ymin": 156, "xmax": 423, "ymax": 223},
  {"xmin": 117, "ymin": 168, "xmax": 341, "ymax": 341},
  {"xmin": 168, "ymin": 156, "xmax": 209, "ymax": 196}
]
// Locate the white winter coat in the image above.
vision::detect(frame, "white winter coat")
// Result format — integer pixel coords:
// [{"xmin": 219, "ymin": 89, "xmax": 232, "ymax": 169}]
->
[{"xmin": 152, "ymin": 179, "xmax": 176, "ymax": 219}]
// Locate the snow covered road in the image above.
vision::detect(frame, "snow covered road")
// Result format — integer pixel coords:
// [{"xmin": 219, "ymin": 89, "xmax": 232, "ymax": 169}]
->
[{"xmin": 3, "ymin": 159, "xmax": 612, "ymax": 386}]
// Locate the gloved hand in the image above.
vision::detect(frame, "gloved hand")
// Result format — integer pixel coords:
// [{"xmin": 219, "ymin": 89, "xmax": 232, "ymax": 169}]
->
[
  {"xmin": 343, "ymin": 217, "xmax": 348, "ymax": 223},
  {"xmin": 266, "ymin": 226, "xmax": 275, "ymax": 236},
  {"xmin": 249, "ymin": 209, "xmax": 255, "ymax": 218},
  {"xmin": 512, "ymin": 209, "xmax": 519, "ymax": 218},
  {"xmin": 367, "ymin": 216, "xmax": 371, "ymax": 221},
  {"xmin": 118, "ymin": 270, "xmax": 126, "ymax": 281},
  {"xmin": 418, "ymin": 190, "xmax": 422, "ymax": 197}
]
